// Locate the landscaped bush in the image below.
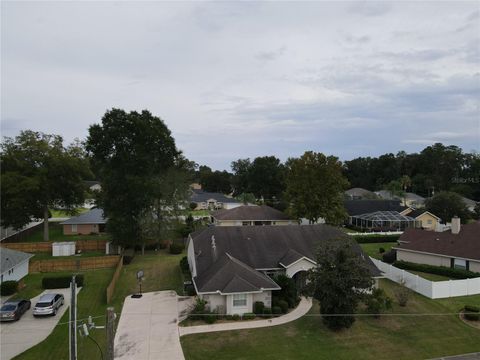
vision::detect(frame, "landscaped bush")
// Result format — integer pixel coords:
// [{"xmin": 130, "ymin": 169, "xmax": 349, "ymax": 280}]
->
[
  {"xmin": 232, "ymin": 314, "xmax": 240, "ymax": 321},
  {"xmin": 180, "ymin": 256, "xmax": 189, "ymax": 274},
  {"xmin": 394, "ymin": 261, "xmax": 480, "ymax": 279},
  {"xmin": 464, "ymin": 305, "xmax": 480, "ymax": 321},
  {"xmin": 169, "ymin": 243, "xmax": 185, "ymax": 254},
  {"xmin": 352, "ymin": 235, "xmax": 400, "ymax": 243},
  {"xmin": 379, "ymin": 247, "xmax": 386, "ymax": 254},
  {"xmin": 188, "ymin": 298, "xmax": 207, "ymax": 321},
  {"xmin": 365, "ymin": 288, "xmax": 392, "ymax": 318},
  {"xmin": 254, "ymin": 301, "xmax": 265, "ymax": 315},
  {"xmin": 242, "ymin": 313, "xmax": 255, "ymax": 320},
  {"xmin": 0, "ymin": 281, "xmax": 18, "ymax": 296},
  {"xmin": 273, "ymin": 274, "xmax": 299, "ymax": 307},
  {"xmin": 276, "ymin": 300, "xmax": 289, "ymax": 314},
  {"xmin": 123, "ymin": 248, "xmax": 135, "ymax": 265},
  {"xmin": 263, "ymin": 307, "xmax": 272, "ymax": 317},
  {"xmin": 394, "ymin": 281, "xmax": 411, "ymax": 307},
  {"xmin": 205, "ymin": 313, "xmax": 217, "ymax": 324},
  {"xmin": 42, "ymin": 275, "xmax": 84, "ymax": 289},
  {"xmin": 382, "ymin": 250, "xmax": 397, "ymax": 264},
  {"xmin": 272, "ymin": 306, "xmax": 282, "ymax": 315}
]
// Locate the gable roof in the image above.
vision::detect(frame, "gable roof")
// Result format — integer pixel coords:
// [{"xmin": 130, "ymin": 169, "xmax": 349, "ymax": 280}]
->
[
  {"xmin": 1, "ymin": 247, "xmax": 34, "ymax": 274},
  {"xmin": 407, "ymin": 209, "xmax": 441, "ymax": 220},
  {"xmin": 194, "ymin": 253, "xmax": 280, "ymax": 294},
  {"xmin": 212, "ymin": 205, "xmax": 292, "ymax": 221},
  {"xmin": 395, "ymin": 221, "xmax": 480, "ymax": 261},
  {"xmin": 60, "ymin": 208, "xmax": 106, "ymax": 225},
  {"xmin": 190, "ymin": 225, "xmax": 381, "ymax": 294},
  {"xmin": 344, "ymin": 199, "xmax": 407, "ymax": 216},
  {"xmin": 190, "ymin": 189, "xmax": 240, "ymax": 204},
  {"xmin": 345, "ymin": 188, "xmax": 376, "ymax": 198}
]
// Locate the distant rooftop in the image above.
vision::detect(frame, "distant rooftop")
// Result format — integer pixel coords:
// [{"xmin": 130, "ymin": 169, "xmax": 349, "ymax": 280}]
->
[
  {"xmin": 190, "ymin": 189, "xmax": 240, "ymax": 204},
  {"xmin": 60, "ymin": 208, "xmax": 106, "ymax": 225},
  {"xmin": 212, "ymin": 205, "xmax": 292, "ymax": 221}
]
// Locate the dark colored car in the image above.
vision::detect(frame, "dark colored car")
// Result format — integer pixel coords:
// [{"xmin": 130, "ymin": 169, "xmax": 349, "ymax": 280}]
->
[{"xmin": 0, "ymin": 299, "xmax": 31, "ymax": 322}]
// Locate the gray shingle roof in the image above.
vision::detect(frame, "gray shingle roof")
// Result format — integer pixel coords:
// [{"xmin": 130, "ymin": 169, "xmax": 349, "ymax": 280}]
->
[
  {"xmin": 60, "ymin": 208, "xmax": 106, "ymax": 225},
  {"xmin": 345, "ymin": 188, "xmax": 376, "ymax": 198},
  {"xmin": 190, "ymin": 189, "xmax": 240, "ymax": 204},
  {"xmin": 344, "ymin": 200, "xmax": 407, "ymax": 216},
  {"xmin": 1, "ymin": 247, "xmax": 34, "ymax": 274},
  {"xmin": 195, "ymin": 253, "xmax": 280, "ymax": 294},
  {"xmin": 212, "ymin": 205, "xmax": 292, "ymax": 221},
  {"xmin": 191, "ymin": 225, "xmax": 381, "ymax": 293}
]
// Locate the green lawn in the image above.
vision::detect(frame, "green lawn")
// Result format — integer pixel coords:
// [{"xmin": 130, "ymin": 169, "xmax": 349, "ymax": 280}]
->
[
  {"xmin": 13, "ymin": 250, "xmax": 184, "ymax": 360},
  {"xmin": 359, "ymin": 242, "xmax": 395, "ymax": 260},
  {"xmin": 30, "ymin": 251, "xmax": 107, "ymax": 261},
  {"xmin": 20, "ymin": 223, "xmax": 110, "ymax": 243},
  {"xmin": 181, "ymin": 279, "xmax": 480, "ymax": 360},
  {"xmin": 408, "ymin": 270, "xmax": 452, "ymax": 282}
]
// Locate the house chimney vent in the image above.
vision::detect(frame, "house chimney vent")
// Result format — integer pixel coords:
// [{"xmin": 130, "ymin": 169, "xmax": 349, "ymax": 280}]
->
[
  {"xmin": 451, "ymin": 216, "xmax": 461, "ymax": 235},
  {"xmin": 211, "ymin": 235, "xmax": 217, "ymax": 262}
]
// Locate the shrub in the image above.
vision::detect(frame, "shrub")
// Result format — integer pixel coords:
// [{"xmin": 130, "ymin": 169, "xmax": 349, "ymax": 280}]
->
[
  {"xmin": 189, "ymin": 202, "xmax": 198, "ymax": 211},
  {"xmin": 273, "ymin": 274, "xmax": 299, "ymax": 307},
  {"xmin": 188, "ymin": 298, "xmax": 207, "ymax": 321},
  {"xmin": 464, "ymin": 312, "xmax": 480, "ymax": 321},
  {"xmin": 394, "ymin": 261, "xmax": 480, "ymax": 279},
  {"xmin": 242, "ymin": 313, "xmax": 255, "ymax": 320},
  {"xmin": 394, "ymin": 281, "xmax": 411, "ymax": 307},
  {"xmin": 353, "ymin": 235, "xmax": 400, "ymax": 244},
  {"xmin": 205, "ymin": 314, "xmax": 217, "ymax": 324},
  {"xmin": 225, "ymin": 315, "xmax": 233, "ymax": 320},
  {"xmin": 464, "ymin": 305, "xmax": 480, "ymax": 313},
  {"xmin": 277, "ymin": 300, "xmax": 289, "ymax": 314},
  {"xmin": 379, "ymin": 247, "xmax": 385, "ymax": 254},
  {"xmin": 262, "ymin": 307, "xmax": 272, "ymax": 317},
  {"xmin": 272, "ymin": 306, "xmax": 282, "ymax": 315},
  {"xmin": 254, "ymin": 301, "xmax": 265, "ymax": 315},
  {"xmin": 0, "ymin": 281, "xmax": 18, "ymax": 296},
  {"xmin": 169, "ymin": 243, "xmax": 185, "ymax": 255},
  {"xmin": 123, "ymin": 255, "xmax": 134, "ymax": 265},
  {"xmin": 232, "ymin": 314, "xmax": 240, "ymax": 321},
  {"xmin": 42, "ymin": 275, "xmax": 84, "ymax": 289},
  {"xmin": 382, "ymin": 250, "xmax": 397, "ymax": 264},
  {"xmin": 180, "ymin": 256, "xmax": 189, "ymax": 274},
  {"xmin": 365, "ymin": 288, "xmax": 392, "ymax": 318}
]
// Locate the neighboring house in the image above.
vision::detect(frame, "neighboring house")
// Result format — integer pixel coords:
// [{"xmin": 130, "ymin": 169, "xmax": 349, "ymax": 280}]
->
[
  {"xmin": 85, "ymin": 180, "xmax": 101, "ymax": 192},
  {"xmin": 344, "ymin": 199, "xmax": 418, "ymax": 231},
  {"xmin": 187, "ymin": 225, "xmax": 380, "ymax": 315},
  {"xmin": 212, "ymin": 205, "xmax": 297, "ymax": 226},
  {"xmin": 394, "ymin": 218, "xmax": 480, "ymax": 273},
  {"xmin": 460, "ymin": 196, "xmax": 478, "ymax": 213},
  {"xmin": 375, "ymin": 190, "xmax": 425, "ymax": 208},
  {"xmin": 190, "ymin": 189, "xmax": 241, "ymax": 210},
  {"xmin": 402, "ymin": 209, "xmax": 441, "ymax": 231},
  {"xmin": 0, "ymin": 247, "xmax": 34, "ymax": 284},
  {"xmin": 345, "ymin": 188, "xmax": 377, "ymax": 200},
  {"xmin": 60, "ymin": 208, "xmax": 106, "ymax": 235}
]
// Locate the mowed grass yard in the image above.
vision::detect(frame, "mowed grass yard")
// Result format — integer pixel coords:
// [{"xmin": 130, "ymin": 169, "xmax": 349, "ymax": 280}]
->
[
  {"xmin": 13, "ymin": 250, "xmax": 184, "ymax": 360},
  {"xmin": 181, "ymin": 279, "xmax": 480, "ymax": 360},
  {"xmin": 359, "ymin": 242, "xmax": 395, "ymax": 260},
  {"xmin": 20, "ymin": 223, "xmax": 111, "ymax": 243}
]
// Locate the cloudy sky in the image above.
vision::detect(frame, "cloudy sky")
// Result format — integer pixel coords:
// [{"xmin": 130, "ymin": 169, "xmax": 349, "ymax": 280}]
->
[{"xmin": 2, "ymin": 1, "xmax": 479, "ymax": 170}]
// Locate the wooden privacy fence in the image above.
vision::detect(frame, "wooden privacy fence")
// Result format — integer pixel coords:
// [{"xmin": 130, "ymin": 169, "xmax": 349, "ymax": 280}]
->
[
  {"xmin": 106, "ymin": 257, "xmax": 123, "ymax": 304},
  {"xmin": 30, "ymin": 255, "xmax": 120, "ymax": 273},
  {"xmin": 1, "ymin": 239, "xmax": 109, "ymax": 253}
]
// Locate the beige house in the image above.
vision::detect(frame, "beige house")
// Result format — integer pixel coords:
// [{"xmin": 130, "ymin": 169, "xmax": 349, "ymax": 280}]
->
[
  {"xmin": 402, "ymin": 209, "xmax": 441, "ymax": 231},
  {"xmin": 212, "ymin": 205, "xmax": 296, "ymax": 226},
  {"xmin": 395, "ymin": 218, "xmax": 480, "ymax": 273},
  {"xmin": 60, "ymin": 208, "xmax": 106, "ymax": 235}
]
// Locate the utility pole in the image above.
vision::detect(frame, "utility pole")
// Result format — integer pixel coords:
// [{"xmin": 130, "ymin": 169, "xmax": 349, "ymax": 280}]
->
[
  {"xmin": 106, "ymin": 307, "xmax": 115, "ymax": 360},
  {"xmin": 69, "ymin": 276, "xmax": 77, "ymax": 360}
]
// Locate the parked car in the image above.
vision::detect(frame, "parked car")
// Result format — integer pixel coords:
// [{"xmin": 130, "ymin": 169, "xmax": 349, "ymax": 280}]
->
[
  {"xmin": 33, "ymin": 293, "xmax": 64, "ymax": 317},
  {"xmin": 0, "ymin": 299, "xmax": 31, "ymax": 322}
]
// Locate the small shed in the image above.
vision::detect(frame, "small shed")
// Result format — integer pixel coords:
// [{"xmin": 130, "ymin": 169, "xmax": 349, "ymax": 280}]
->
[
  {"xmin": 1, "ymin": 247, "xmax": 34, "ymax": 284},
  {"xmin": 52, "ymin": 242, "xmax": 76, "ymax": 257}
]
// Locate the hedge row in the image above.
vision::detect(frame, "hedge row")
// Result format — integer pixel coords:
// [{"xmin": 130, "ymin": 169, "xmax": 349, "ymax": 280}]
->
[
  {"xmin": 0, "ymin": 281, "xmax": 18, "ymax": 296},
  {"xmin": 353, "ymin": 235, "xmax": 400, "ymax": 243},
  {"xmin": 42, "ymin": 275, "xmax": 84, "ymax": 289},
  {"xmin": 394, "ymin": 261, "xmax": 480, "ymax": 279}
]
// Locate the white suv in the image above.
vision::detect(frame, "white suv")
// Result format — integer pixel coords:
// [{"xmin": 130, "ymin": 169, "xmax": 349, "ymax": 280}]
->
[{"xmin": 33, "ymin": 294, "xmax": 64, "ymax": 317}]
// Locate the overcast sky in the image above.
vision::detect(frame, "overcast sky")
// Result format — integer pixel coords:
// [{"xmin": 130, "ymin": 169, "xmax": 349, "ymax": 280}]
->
[{"xmin": 2, "ymin": 1, "xmax": 479, "ymax": 170}]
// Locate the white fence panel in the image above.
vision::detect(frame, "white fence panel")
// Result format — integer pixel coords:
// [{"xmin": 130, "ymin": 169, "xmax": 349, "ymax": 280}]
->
[{"xmin": 370, "ymin": 257, "xmax": 480, "ymax": 299}]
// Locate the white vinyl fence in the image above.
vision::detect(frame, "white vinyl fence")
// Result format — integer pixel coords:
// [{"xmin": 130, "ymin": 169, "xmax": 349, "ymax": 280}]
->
[{"xmin": 371, "ymin": 258, "xmax": 480, "ymax": 299}]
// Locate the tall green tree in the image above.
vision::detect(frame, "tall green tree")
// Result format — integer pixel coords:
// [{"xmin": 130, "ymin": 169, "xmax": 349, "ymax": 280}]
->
[
  {"xmin": 285, "ymin": 151, "xmax": 349, "ymax": 224},
  {"xmin": 1, "ymin": 131, "xmax": 91, "ymax": 240},
  {"xmin": 231, "ymin": 158, "xmax": 251, "ymax": 196},
  {"xmin": 307, "ymin": 237, "xmax": 373, "ymax": 330},
  {"xmin": 425, "ymin": 191, "xmax": 471, "ymax": 224},
  {"xmin": 86, "ymin": 109, "xmax": 179, "ymax": 248},
  {"xmin": 248, "ymin": 156, "xmax": 285, "ymax": 201}
]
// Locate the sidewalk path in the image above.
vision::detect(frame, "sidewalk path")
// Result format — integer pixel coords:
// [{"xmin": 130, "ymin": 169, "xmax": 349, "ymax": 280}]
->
[{"xmin": 179, "ymin": 297, "xmax": 312, "ymax": 337}]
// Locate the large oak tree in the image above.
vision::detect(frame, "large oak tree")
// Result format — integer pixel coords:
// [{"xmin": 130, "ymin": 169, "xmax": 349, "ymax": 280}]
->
[{"xmin": 1, "ymin": 131, "xmax": 91, "ymax": 240}]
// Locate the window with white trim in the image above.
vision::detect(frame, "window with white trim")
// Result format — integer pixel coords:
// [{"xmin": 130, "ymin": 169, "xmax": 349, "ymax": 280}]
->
[
  {"xmin": 233, "ymin": 293, "xmax": 247, "ymax": 307},
  {"xmin": 71, "ymin": 224, "xmax": 77, "ymax": 233}
]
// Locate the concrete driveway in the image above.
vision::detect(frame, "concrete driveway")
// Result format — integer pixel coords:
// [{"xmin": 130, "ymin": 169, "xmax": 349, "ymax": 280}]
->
[
  {"xmin": 114, "ymin": 291, "xmax": 186, "ymax": 360},
  {"xmin": 0, "ymin": 288, "xmax": 78, "ymax": 360}
]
